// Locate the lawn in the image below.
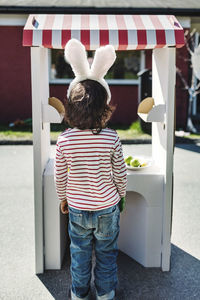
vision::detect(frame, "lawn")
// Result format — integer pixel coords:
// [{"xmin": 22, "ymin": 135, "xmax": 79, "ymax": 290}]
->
[
  {"xmin": 1, "ymin": 121, "xmax": 200, "ymax": 142},
  {"xmin": 0, "ymin": 121, "xmax": 151, "ymax": 141}
]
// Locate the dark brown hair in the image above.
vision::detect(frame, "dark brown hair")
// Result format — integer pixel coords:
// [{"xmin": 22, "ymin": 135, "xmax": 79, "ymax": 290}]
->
[{"xmin": 63, "ymin": 79, "xmax": 116, "ymax": 134}]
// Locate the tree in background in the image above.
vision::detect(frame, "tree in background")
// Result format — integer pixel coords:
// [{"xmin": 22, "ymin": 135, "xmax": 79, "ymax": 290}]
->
[{"xmin": 177, "ymin": 30, "xmax": 200, "ymax": 133}]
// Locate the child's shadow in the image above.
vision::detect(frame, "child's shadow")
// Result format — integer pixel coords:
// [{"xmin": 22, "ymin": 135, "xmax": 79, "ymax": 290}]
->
[{"xmin": 38, "ymin": 244, "xmax": 200, "ymax": 299}]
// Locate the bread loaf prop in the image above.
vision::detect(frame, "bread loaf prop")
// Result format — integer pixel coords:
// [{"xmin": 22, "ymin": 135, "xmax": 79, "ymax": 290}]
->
[
  {"xmin": 137, "ymin": 97, "xmax": 154, "ymax": 114},
  {"xmin": 48, "ymin": 97, "xmax": 65, "ymax": 115}
]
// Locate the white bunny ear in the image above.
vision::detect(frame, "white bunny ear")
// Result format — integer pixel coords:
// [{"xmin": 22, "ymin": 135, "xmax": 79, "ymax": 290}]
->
[
  {"xmin": 90, "ymin": 45, "xmax": 116, "ymax": 79},
  {"xmin": 64, "ymin": 39, "xmax": 90, "ymax": 77}
]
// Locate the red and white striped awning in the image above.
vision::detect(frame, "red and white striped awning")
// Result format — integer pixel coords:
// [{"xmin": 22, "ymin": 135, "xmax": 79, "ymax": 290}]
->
[{"xmin": 23, "ymin": 14, "xmax": 185, "ymax": 50}]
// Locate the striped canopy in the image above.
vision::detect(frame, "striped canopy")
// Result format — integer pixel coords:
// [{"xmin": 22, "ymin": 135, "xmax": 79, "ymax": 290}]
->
[{"xmin": 23, "ymin": 14, "xmax": 185, "ymax": 50}]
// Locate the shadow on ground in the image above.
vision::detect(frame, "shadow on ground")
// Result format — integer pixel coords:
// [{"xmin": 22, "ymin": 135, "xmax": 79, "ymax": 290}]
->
[
  {"xmin": 175, "ymin": 143, "xmax": 200, "ymax": 154},
  {"xmin": 37, "ymin": 244, "xmax": 200, "ymax": 300}
]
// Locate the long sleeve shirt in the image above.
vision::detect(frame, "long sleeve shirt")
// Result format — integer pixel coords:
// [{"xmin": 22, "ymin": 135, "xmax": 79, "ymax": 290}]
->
[{"xmin": 54, "ymin": 127, "xmax": 127, "ymax": 211}]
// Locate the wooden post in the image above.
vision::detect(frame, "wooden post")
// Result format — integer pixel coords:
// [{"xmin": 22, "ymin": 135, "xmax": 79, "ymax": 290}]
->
[
  {"xmin": 152, "ymin": 47, "xmax": 176, "ymax": 271},
  {"xmin": 31, "ymin": 47, "xmax": 50, "ymax": 274}
]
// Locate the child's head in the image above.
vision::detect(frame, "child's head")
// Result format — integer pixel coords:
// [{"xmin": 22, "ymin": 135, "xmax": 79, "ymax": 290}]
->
[{"xmin": 64, "ymin": 79, "xmax": 116, "ymax": 134}]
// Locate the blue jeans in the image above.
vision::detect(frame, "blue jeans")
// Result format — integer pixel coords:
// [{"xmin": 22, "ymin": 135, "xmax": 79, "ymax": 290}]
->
[{"xmin": 68, "ymin": 203, "xmax": 120, "ymax": 300}]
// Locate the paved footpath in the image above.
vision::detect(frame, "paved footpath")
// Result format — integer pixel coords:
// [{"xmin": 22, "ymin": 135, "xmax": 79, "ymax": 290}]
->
[{"xmin": 0, "ymin": 144, "xmax": 200, "ymax": 300}]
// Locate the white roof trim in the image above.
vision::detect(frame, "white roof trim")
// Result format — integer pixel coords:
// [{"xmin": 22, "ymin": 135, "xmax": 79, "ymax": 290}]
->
[
  {"xmin": 0, "ymin": 14, "xmax": 28, "ymax": 26},
  {"xmin": 1, "ymin": 0, "xmax": 200, "ymax": 9},
  {"xmin": 177, "ymin": 17, "xmax": 191, "ymax": 28}
]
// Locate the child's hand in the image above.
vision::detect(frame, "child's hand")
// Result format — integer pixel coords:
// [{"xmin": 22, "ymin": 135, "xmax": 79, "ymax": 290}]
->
[
  {"xmin": 60, "ymin": 200, "xmax": 69, "ymax": 214},
  {"xmin": 119, "ymin": 197, "xmax": 126, "ymax": 213}
]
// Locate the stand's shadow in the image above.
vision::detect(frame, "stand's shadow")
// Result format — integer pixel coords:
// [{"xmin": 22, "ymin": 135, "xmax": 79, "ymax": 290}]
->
[
  {"xmin": 175, "ymin": 143, "xmax": 200, "ymax": 153},
  {"xmin": 37, "ymin": 244, "xmax": 200, "ymax": 300}
]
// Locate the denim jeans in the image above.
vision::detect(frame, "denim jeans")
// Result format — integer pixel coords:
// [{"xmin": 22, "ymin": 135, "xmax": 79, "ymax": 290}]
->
[{"xmin": 68, "ymin": 203, "xmax": 120, "ymax": 300}]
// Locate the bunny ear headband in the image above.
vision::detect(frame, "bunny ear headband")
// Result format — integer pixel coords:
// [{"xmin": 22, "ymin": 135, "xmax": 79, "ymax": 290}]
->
[{"xmin": 64, "ymin": 39, "xmax": 116, "ymax": 104}]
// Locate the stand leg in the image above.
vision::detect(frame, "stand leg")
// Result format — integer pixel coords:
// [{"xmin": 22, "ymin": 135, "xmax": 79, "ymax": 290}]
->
[{"xmin": 31, "ymin": 47, "xmax": 50, "ymax": 274}]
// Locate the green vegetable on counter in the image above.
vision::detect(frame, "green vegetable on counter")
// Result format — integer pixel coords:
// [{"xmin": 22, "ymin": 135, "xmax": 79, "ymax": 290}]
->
[
  {"xmin": 124, "ymin": 155, "xmax": 148, "ymax": 168},
  {"xmin": 130, "ymin": 159, "xmax": 140, "ymax": 168},
  {"xmin": 119, "ymin": 197, "xmax": 126, "ymax": 213},
  {"xmin": 124, "ymin": 155, "xmax": 133, "ymax": 166}
]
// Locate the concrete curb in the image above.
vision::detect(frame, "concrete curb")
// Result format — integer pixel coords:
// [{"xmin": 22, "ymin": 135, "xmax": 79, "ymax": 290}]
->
[
  {"xmin": 0, "ymin": 137, "xmax": 200, "ymax": 145},
  {"xmin": 0, "ymin": 140, "xmax": 33, "ymax": 145}
]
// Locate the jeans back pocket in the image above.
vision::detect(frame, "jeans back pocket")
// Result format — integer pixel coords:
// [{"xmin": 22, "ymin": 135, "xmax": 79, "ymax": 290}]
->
[
  {"xmin": 97, "ymin": 205, "xmax": 120, "ymax": 237},
  {"xmin": 68, "ymin": 207, "xmax": 86, "ymax": 235}
]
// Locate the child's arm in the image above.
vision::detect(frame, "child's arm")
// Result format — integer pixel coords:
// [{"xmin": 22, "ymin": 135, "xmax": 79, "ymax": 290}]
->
[
  {"xmin": 111, "ymin": 134, "xmax": 127, "ymax": 202},
  {"xmin": 54, "ymin": 142, "xmax": 68, "ymax": 209}
]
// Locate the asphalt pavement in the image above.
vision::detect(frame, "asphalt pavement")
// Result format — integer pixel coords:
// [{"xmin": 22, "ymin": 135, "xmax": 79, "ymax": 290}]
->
[{"xmin": 0, "ymin": 144, "xmax": 200, "ymax": 300}]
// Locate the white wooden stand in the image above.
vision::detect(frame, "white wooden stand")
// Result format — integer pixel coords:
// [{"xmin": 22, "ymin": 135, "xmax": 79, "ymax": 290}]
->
[{"xmin": 30, "ymin": 45, "xmax": 176, "ymax": 274}]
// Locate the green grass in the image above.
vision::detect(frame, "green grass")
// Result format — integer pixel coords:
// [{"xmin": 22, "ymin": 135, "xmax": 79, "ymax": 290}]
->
[
  {"xmin": 1, "ymin": 122, "xmax": 200, "ymax": 142},
  {"xmin": 114, "ymin": 121, "xmax": 150, "ymax": 140},
  {"xmin": 0, "ymin": 121, "xmax": 151, "ymax": 141},
  {"xmin": 184, "ymin": 133, "xmax": 200, "ymax": 140},
  {"xmin": 0, "ymin": 126, "xmax": 32, "ymax": 140}
]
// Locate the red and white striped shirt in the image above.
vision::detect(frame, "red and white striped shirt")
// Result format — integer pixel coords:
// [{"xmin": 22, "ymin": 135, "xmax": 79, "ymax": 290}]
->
[{"xmin": 54, "ymin": 127, "xmax": 127, "ymax": 211}]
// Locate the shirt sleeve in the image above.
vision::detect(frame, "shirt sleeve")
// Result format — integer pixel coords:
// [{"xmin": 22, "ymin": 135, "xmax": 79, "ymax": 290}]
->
[
  {"xmin": 111, "ymin": 134, "xmax": 127, "ymax": 198},
  {"xmin": 54, "ymin": 141, "xmax": 68, "ymax": 202}
]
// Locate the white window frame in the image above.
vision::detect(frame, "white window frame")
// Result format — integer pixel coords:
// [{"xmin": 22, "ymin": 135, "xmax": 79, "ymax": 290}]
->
[{"xmin": 48, "ymin": 49, "xmax": 142, "ymax": 86}]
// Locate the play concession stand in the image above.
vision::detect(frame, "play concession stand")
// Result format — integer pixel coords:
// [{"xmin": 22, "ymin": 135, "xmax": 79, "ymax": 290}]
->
[{"xmin": 23, "ymin": 14, "xmax": 185, "ymax": 274}]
